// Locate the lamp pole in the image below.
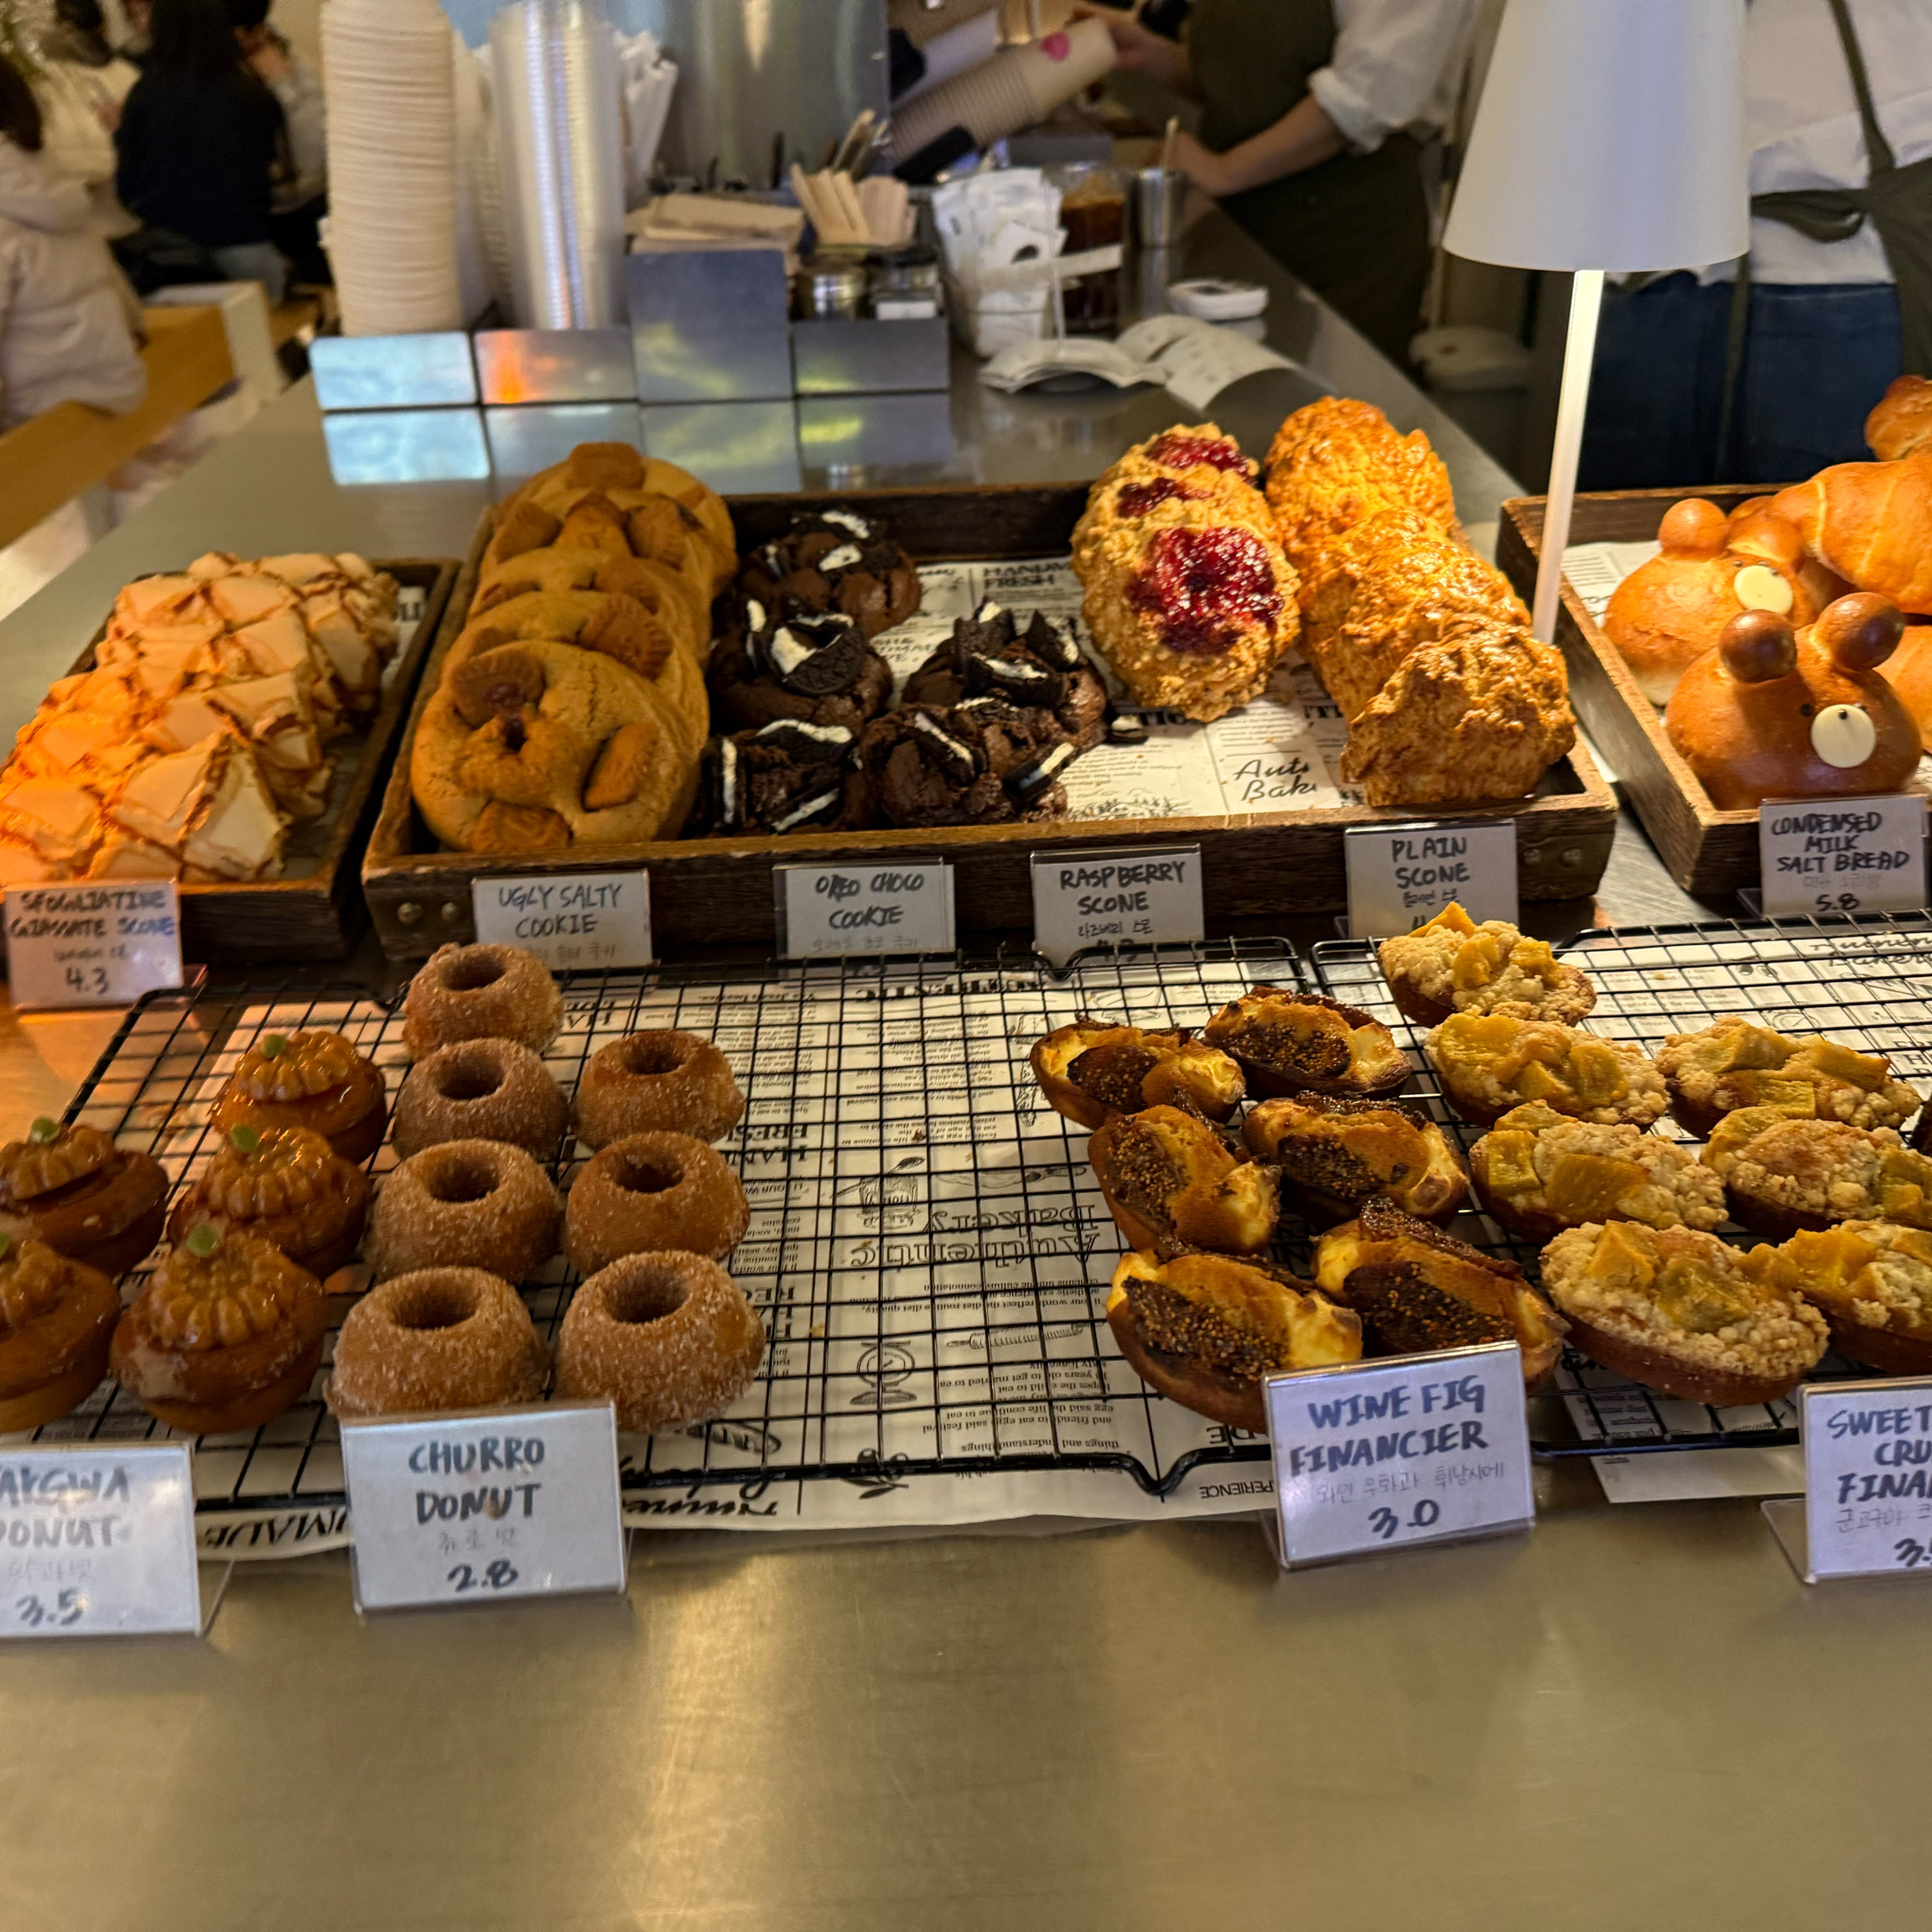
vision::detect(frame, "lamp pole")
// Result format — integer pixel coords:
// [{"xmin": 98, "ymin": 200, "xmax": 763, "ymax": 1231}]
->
[{"xmin": 1531, "ymin": 267, "xmax": 1605, "ymax": 646}]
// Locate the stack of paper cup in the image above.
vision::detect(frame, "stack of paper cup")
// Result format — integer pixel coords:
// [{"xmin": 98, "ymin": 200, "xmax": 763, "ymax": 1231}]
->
[
  {"xmin": 889, "ymin": 18, "xmax": 1114, "ymax": 169},
  {"xmin": 1010, "ymin": 18, "xmax": 1115, "ymax": 120},
  {"xmin": 322, "ymin": 0, "xmax": 465, "ymax": 336}
]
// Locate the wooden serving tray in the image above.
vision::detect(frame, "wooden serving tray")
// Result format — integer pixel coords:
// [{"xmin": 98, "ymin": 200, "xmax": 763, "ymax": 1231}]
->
[
  {"xmin": 363, "ymin": 486, "xmax": 1618, "ymax": 959},
  {"xmin": 1497, "ymin": 488, "xmax": 1776, "ymax": 899},
  {"xmin": 51, "ymin": 557, "xmax": 459, "ymax": 962}
]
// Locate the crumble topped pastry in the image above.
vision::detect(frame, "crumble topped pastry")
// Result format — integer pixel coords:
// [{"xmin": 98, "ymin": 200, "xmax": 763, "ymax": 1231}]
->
[
  {"xmin": 1540, "ymin": 1221, "xmax": 1826, "ymax": 1388},
  {"xmin": 1378, "ymin": 902, "xmax": 1596, "ymax": 1024},
  {"xmin": 1426, "ymin": 1014, "xmax": 1668, "ymax": 1127},
  {"xmin": 1656, "ymin": 1015, "xmax": 1922, "ymax": 1132},
  {"xmin": 1474, "ymin": 1102, "xmax": 1725, "ymax": 1232},
  {"xmin": 1750, "ymin": 1223, "xmax": 1932, "ymax": 1343},
  {"xmin": 1702, "ymin": 1106, "xmax": 1932, "ymax": 1228}
]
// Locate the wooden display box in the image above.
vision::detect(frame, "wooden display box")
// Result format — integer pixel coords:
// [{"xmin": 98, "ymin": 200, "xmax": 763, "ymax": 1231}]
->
[
  {"xmin": 1498, "ymin": 488, "xmax": 1771, "ymax": 899},
  {"xmin": 47, "ymin": 558, "xmax": 459, "ymax": 963},
  {"xmin": 363, "ymin": 486, "xmax": 1618, "ymax": 959}
]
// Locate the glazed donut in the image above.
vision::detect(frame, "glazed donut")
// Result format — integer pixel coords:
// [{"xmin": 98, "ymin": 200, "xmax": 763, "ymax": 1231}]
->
[
  {"xmin": 0, "ymin": 1234, "xmax": 121, "ymax": 1431},
  {"xmin": 210, "ymin": 1030, "xmax": 389, "ymax": 1166},
  {"xmin": 564, "ymin": 1133, "xmax": 749, "ymax": 1275},
  {"xmin": 367, "ymin": 1140, "xmax": 562, "ymax": 1284},
  {"xmin": 392, "ymin": 1038, "xmax": 569, "ymax": 1159},
  {"xmin": 555, "ymin": 1250, "xmax": 765, "ymax": 1433},
  {"xmin": 0, "ymin": 1118, "xmax": 169, "ymax": 1277},
  {"xmin": 574, "ymin": 1031, "xmax": 745, "ymax": 1150},
  {"xmin": 169, "ymin": 1124, "xmax": 371, "ymax": 1277},
  {"xmin": 402, "ymin": 943, "xmax": 564, "ymax": 1057},
  {"xmin": 327, "ymin": 1268, "xmax": 549, "ymax": 1418}
]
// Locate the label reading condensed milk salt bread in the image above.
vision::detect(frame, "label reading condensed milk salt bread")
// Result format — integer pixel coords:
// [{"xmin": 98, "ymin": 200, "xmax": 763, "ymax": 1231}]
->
[
  {"xmin": 471, "ymin": 870, "xmax": 652, "ymax": 971},
  {"xmin": 340, "ymin": 1402, "xmax": 627, "ymax": 1613},
  {"xmin": 1343, "ymin": 821, "xmax": 1518, "ymax": 937},
  {"xmin": 3, "ymin": 882, "xmax": 183, "ymax": 1010},
  {"xmin": 775, "ymin": 860, "xmax": 955, "ymax": 958},
  {"xmin": 1794, "ymin": 1378, "xmax": 1932, "ymax": 1581},
  {"xmin": 1265, "ymin": 1343, "xmax": 1534, "ymax": 1570},
  {"xmin": 1758, "ymin": 797, "xmax": 1927, "ymax": 920},
  {"xmin": 0, "ymin": 1444, "xmax": 201, "ymax": 1638},
  {"xmin": 1030, "ymin": 844, "xmax": 1202, "ymax": 967}
]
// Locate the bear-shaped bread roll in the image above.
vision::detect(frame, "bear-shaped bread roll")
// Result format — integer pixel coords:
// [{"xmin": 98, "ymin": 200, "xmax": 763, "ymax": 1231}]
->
[{"xmin": 1664, "ymin": 594, "xmax": 1920, "ymax": 809}]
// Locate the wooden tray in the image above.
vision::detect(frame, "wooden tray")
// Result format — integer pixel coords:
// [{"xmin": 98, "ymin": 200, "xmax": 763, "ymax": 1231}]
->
[
  {"xmin": 1497, "ymin": 487, "xmax": 1771, "ymax": 899},
  {"xmin": 363, "ymin": 486, "xmax": 1618, "ymax": 959},
  {"xmin": 51, "ymin": 558, "xmax": 459, "ymax": 962}
]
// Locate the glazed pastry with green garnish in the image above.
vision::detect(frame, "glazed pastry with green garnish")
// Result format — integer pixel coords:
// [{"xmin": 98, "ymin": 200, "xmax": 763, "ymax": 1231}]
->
[
  {"xmin": 0, "ymin": 1114, "xmax": 168, "ymax": 1276},
  {"xmin": 210, "ymin": 1028, "xmax": 388, "ymax": 1164},
  {"xmin": 111, "ymin": 1222, "xmax": 329, "ymax": 1433},
  {"xmin": 0, "ymin": 1231, "xmax": 122, "ymax": 1431},
  {"xmin": 168, "ymin": 1122, "xmax": 371, "ymax": 1277}
]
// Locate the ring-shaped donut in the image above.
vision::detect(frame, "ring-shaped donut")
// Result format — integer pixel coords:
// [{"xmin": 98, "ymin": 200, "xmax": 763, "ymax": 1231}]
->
[
  {"xmin": 327, "ymin": 1268, "xmax": 549, "ymax": 1417},
  {"xmin": 574, "ymin": 1031, "xmax": 745, "ymax": 1150},
  {"xmin": 564, "ymin": 1133, "xmax": 748, "ymax": 1275},
  {"xmin": 392, "ymin": 1038, "xmax": 569, "ymax": 1159},
  {"xmin": 402, "ymin": 943, "xmax": 564, "ymax": 1058},
  {"xmin": 368, "ymin": 1139, "xmax": 562, "ymax": 1284}
]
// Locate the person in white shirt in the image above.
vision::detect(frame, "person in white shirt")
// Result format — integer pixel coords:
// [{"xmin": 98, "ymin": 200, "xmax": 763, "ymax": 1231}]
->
[
  {"xmin": 1082, "ymin": 0, "xmax": 1478, "ymax": 364},
  {"xmin": 1581, "ymin": 0, "xmax": 1932, "ymax": 488}
]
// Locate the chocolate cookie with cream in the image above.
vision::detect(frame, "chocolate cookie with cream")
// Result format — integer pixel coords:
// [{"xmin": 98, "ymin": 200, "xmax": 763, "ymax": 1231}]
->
[
  {"xmin": 737, "ymin": 510, "xmax": 922, "ymax": 639},
  {"xmin": 707, "ymin": 598, "xmax": 893, "ymax": 734}
]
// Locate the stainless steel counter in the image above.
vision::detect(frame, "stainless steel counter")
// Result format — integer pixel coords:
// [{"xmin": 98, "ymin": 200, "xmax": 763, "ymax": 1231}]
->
[{"xmin": 3, "ymin": 219, "xmax": 1882, "ymax": 1932}]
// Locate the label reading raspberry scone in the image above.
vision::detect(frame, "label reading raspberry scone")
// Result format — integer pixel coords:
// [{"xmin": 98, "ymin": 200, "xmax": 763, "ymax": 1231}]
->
[{"xmin": 1030, "ymin": 844, "xmax": 1202, "ymax": 966}]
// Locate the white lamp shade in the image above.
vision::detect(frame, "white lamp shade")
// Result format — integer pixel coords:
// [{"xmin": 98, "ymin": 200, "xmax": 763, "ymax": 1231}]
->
[{"xmin": 1443, "ymin": 0, "xmax": 1749, "ymax": 273}]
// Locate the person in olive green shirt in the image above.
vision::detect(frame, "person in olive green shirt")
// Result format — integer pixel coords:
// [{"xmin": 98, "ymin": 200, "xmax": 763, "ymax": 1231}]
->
[{"xmin": 1084, "ymin": 0, "xmax": 1476, "ymax": 366}]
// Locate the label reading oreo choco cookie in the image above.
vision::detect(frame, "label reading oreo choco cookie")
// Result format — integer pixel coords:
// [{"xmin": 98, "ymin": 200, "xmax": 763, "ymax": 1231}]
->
[{"xmin": 776, "ymin": 860, "xmax": 955, "ymax": 959}]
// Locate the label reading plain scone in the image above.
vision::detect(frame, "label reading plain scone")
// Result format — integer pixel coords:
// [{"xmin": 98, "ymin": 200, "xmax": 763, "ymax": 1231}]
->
[
  {"xmin": 1758, "ymin": 796, "xmax": 1927, "ymax": 920},
  {"xmin": 0, "ymin": 1444, "xmax": 201, "ymax": 1639},
  {"xmin": 4, "ymin": 883, "xmax": 183, "ymax": 1011},
  {"xmin": 1344, "ymin": 821, "xmax": 1517, "ymax": 938},
  {"xmin": 471, "ymin": 870, "xmax": 653, "ymax": 971},
  {"xmin": 1265, "ymin": 1342, "xmax": 1534, "ymax": 1569},
  {"xmin": 341, "ymin": 1401, "xmax": 627, "ymax": 1613}
]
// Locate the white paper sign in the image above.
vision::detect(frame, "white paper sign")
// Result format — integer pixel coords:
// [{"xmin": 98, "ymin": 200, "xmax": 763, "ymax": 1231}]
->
[
  {"xmin": 776, "ymin": 860, "xmax": 955, "ymax": 958},
  {"xmin": 1030, "ymin": 844, "xmax": 1204, "ymax": 966},
  {"xmin": 1344, "ymin": 821, "xmax": 1518, "ymax": 937},
  {"xmin": 1265, "ymin": 1342, "xmax": 1534, "ymax": 1568},
  {"xmin": 471, "ymin": 871, "xmax": 652, "ymax": 971},
  {"xmin": 1758, "ymin": 796, "xmax": 1928, "ymax": 919},
  {"xmin": 341, "ymin": 1401, "xmax": 627, "ymax": 1613},
  {"xmin": 1792, "ymin": 1377, "xmax": 1932, "ymax": 1581},
  {"xmin": 0, "ymin": 1444, "xmax": 201, "ymax": 1638},
  {"xmin": 3, "ymin": 883, "xmax": 183, "ymax": 1010}
]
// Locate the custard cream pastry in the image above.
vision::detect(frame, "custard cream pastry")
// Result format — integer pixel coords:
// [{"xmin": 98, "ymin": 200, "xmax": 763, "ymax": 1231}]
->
[
  {"xmin": 1240, "ymin": 1093, "xmax": 1467, "ymax": 1228},
  {"xmin": 1088, "ymin": 1104, "xmax": 1279, "ymax": 1255},
  {"xmin": 1701, "ymin": 1106, "xmax": 1932, "ymax": 1240},
  {"xmin": 1426, "ymin": 1014, "xmax": 1668, "ymax": 1130},
  {"xmin": 1377, "ymin": 902, "xmax": 1595, "ymax": 1027},
  {"xmin": 1655, "ymin": 1015, "xmax": 1921, "ymax": 1138},
  {"xmin": 1030, "ymin": 1020, "xmax": 1244, "ymax": 1131},
  {"xmin": 1202, "ymin": 987, "xmax": 1410, "ymax": 1099}
]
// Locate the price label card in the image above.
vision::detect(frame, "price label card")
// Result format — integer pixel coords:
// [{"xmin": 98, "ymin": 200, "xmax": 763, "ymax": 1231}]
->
[
  {"xmin": 776, "ymin": 860, "xmax": 955, "ymax": 958},
  {"xmin": 471, "ymin": 871, "xmax": 652, "ymax": 972},
  {"xmin": 341, "ymin": 1400, "xmax": 627, "ymax": 1613},
  {"xmin": 4, "ymin": 883, "xmax": 183, "ymax": 1010},
  {"xmin": 1758, "ymin": 797, "xmax": 1927, "ymax": 919},
  {"xmin": 1265, "ymin": 1342, "xmax": 1534, "ymax": 1570},
  {"xmin": 1786, "ymin": 1378, "xmax": 1932, "ymax": 1581},
  {"xmin": 1344, "ymin": 822, "xmax": 1517, "ymax": 937},
  {"xmin": 0, "ymin": 1444, "xmax": 200, "ymax": 1638},
  {"xmin": 1029, "ymin": 844, "xmax": 1203, "ymax": 966}
]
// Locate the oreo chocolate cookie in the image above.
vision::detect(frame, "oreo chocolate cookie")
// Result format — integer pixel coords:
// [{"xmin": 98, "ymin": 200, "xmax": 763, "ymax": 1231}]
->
[
  {"xmin": 708, "ymin": 596, "xmax": 892, "ymax": 733},
  {"xmin": 901, "ymin": 600, "xmax": 1107, "ymax": 751},
  {"xmin": 859, "ymin": 705, "xmax": 1070, "ymax": 828},
  {"xmin": 695, "ymin": 719, "xmax": 872, "ymax": 837},
  {"xmin": 737, "ymin": 510, "xmax": 922, "ymax": 639}
]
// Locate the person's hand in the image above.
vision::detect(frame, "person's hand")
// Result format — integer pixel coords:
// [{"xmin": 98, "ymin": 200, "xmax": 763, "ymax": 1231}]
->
[
  {"xmin": 1071, "ymin": 5, "xmax": 1188, "ymax": 89},
  {"xmin": 248, "ymin": 37, "xmax": 290, "ymax": 82},
  {"xmin": 1170, "ymin": 129, "xmax": 1233, "ymax": 199}
]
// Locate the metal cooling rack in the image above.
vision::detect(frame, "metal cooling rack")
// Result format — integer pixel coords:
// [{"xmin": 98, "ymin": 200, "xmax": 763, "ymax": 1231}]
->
[
  {"xmin": 1314, "ymin": 910, "xmax": 1932, "ymax": 1457},
  {"xmin": 25, "ymin": 937, "xmax": 1322, "ymax": 1519}
]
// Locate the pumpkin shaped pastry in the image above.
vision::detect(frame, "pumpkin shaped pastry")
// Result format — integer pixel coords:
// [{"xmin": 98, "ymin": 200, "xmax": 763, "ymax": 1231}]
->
[
  {"xmin": 1088, "ymin": 1104, "xmax": 1279, "ymax": 1255},
  {"xmin": 1241, "ymin": 1093, "xmax": 1466, "ymax": 1228},
  {"xmin": 1030, "ymin": 1019, "xmax": 1244, "ymax": 1130},
  {"xmin": 1700, "ymin": 1105, "xmax": 1932, "ymax": 1240},
  {"xmin": 0, "ymin": 1117, "xmax": 168, "ymax": 1277},
  {"xmin": 2, "ymin": 1116, "xmax": 168, "ymax": 1272},
  {"xmin": 1470, "ymin": 1102, "xmax": 1724, "ymax": 1242},
  {"xmin": 1751, "ymin": 1222, "xmax": 1932, "ymax": 1376},
  {"xmin": 1377, "ymin": 902, "xmax": 1595, "ymax": 1027},
  {"xmin": 1106, "ymin": 1247, "xmax": 1361, "ymax": 1435},
  {"xmin": 1425, "ymin": 1014, "xmax": 1667, "ymax": 1130},
  {"xmin": 1655, "ymin": 1015, "xmax": 1921, "ymax": 1138},
  {"xmin": 168, "ymin": 1122, "xmax": 371, "ymax": 1277},
  {"xmin": 211, "ymin": 1028, "xmax": 387, "ymax": 1165},
  {"xmin": 1202, "ymin": 987, "xmax": 1410, "ymax": 1099},
  {"xmin": 1540, "ymin": 1220, "xmax": 1826, "ymax": 1407},
  {"xmin": 1312, "ymin": 1197, "xmax": 1566, "ymax": 1386},
  {"xmin": 0, "ymin": 1233, "xmax": 121, "ymax": 1431},
  {"xmin": 111, "ymin": 1223, "xmax": 330, "ymax": 1433}
]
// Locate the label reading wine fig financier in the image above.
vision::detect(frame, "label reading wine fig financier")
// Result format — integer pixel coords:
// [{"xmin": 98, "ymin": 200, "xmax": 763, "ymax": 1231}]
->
[
  {"xmin": 1265, "ymin": 1343, "xmax": 1534, "ymax": 1569},
  {"xmin": 1030, "ymin": 845, "xmax": 1203, "ymax": 966},
  {"xmin": 0, "ymin": 1444, "xmax": 201, "ymax": 1639},
  {"xmin": 471, "ymin": 871, "xmax": 652, "ymax": 971},
  {"xmin": 776, "ymin": 860, "xmax": 955, "ymax": 958},
  {"xmin": 1344, "ymin": 822, "xmax": 1517, "ymax": 937},
  {"xmin": 1758, "ymin": 797, "xmax": 1927, "ymax": 920},
  {"xmin": 4, "ymin": 883, "xmax": 183, "ymax": 1010},
  {"xmin": 340, "ymin": 1402, "xmax": 627, "ymax": 1613}
]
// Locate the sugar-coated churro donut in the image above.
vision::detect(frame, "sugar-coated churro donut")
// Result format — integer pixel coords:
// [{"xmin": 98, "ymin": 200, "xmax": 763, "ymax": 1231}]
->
[
  {"xmin": 368, "ymin": 1140, "xmax": 562, "ymax": 1284},
  {"xmin": 326, "ymin": 1268, "xmax": 549, "ymax": 1417},
  {"xmin": 402, "ymin": 942, "xmax": 564, "ymax": 1057},
  {"xmin": 392, "ymin": 1037, "xmax": 569, "ymax": 1159},
  {"xmin": 574, "ymin": 1031, "xmax": 745, "ymax": 1150},
  {"xmin": 564, "ymin": 1133, "xmax": 749, "ymax": 1275}
]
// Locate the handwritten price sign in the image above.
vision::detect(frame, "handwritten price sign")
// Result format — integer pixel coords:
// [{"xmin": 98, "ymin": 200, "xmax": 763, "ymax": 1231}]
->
[{"xmin": 1775, "ymin": 1377, "xmax": 1932, "ymax": 1582}]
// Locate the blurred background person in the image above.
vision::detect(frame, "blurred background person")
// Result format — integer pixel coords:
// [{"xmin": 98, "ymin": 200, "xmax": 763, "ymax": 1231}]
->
[
  {"xmin": 0, "ymin": 44, "xmax": 143, "ymax": 432},
  {"xmin": 114, "ymin": 0, "xmax": 288, "ymax": 299},
  {"xmin": 31, "ymin": 0, "xmax": 141, "ymax": 235},
  {"xmin": 226, "ymin": 0, "xmax": 325, "ymax": 285}
]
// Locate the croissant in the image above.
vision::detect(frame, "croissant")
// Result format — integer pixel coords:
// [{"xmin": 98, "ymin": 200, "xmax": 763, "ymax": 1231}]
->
[
  {"xmin": 1866, "ymin": 375, "xmax": 1932, "ymax": 461},
  {"xmin": 1771, "ymin": 451, "xmax": 1932, "ymax": 615}
]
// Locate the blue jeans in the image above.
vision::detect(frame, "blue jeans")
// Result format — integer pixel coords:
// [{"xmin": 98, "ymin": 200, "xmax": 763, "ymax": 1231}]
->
[
  {"xmin": 1578, "ymin": 273, "xmax": 1903, "ymax": 489},
  {"xmin": 212, "ymin": 242, "xmax": 287, "ymax": 306}
]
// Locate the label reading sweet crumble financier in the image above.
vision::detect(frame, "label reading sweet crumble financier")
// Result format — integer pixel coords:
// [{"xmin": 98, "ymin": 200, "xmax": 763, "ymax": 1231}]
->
[{"xmin": 1796, "ymin": 1378, "xmax": 1932, "ymax": 1581}]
